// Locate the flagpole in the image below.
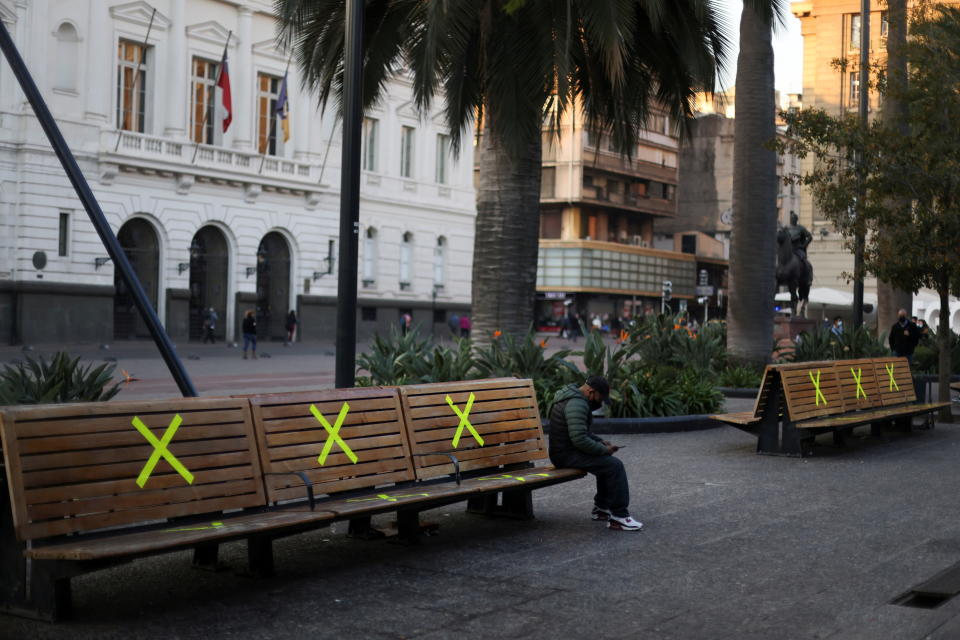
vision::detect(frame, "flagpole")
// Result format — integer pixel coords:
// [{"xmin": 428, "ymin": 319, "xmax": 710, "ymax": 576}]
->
[
  {"xmin": 114, "ymin": 8, "xmax": 156, "ymax": 152},
  {"xmin": 191, "ymin": 31, "xmax": 232, "ymax": 164},
  {"xmin": 258, "ymin": 55, "xmax": 293, "ymax": 174}
]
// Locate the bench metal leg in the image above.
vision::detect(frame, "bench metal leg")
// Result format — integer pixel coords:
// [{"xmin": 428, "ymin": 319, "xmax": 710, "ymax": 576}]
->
[
  {"xmin": 393, "ymin": 510, "xmax": 423, "ymax": 546},
  {"xmin": 246, "ymin": 536, "xmax": 274, "ymax": 579},
  {"xmin": 192, "ymin": 543, "xmax": 224, "ymax": 572},
  {"xmin": 347, "ymin": 516, "xmax": 386, "ymax": 540},
  {"xmin": 467, "ymin": 490, "xmax": 535, "ymax": 519}
]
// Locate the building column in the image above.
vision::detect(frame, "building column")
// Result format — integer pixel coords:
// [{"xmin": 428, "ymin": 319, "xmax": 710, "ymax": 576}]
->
[
  {"xmin": 27, "ymin": 0, "xmax": 47, "ymax": 102},
  {"xmin": 293, "ymin": 67, "xmax": 311, "ymax": 160},
  {"xmin": 85, "ymin": 0, "xmax": 111, "ymax": 123},
  {"xmin": 232, "ymin": 4, "xmax": 253, "ymax": 151},
  {"xmin": 164, "ymin": 0, "xmax": 187, "ymax": 138}
]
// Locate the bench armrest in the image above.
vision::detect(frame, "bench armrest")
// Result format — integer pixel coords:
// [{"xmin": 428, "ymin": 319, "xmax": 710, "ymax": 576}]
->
[
  {"xmin": 413, "ymin": 451, "xmax": 461, "ymax": 486},
  {"xmin": 264, "ymin": 471, "xmax": 315, "ymax": 511}
]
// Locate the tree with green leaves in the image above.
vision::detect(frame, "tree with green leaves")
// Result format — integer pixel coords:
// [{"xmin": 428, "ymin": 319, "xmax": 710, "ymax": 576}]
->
[
  {"xmin": 776, "ymin": 5, "xmax": 960, "ymax": 417},
  {"xmin": 274, "ymin": 0, "xmax": 728, "ymax": 342},
  {"xmin": 727, "ymin": 0, "xmax": 787, "ymax": 365}
]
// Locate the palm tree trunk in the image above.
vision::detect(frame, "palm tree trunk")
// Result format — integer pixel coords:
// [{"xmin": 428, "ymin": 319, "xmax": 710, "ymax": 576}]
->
[
  {"xmin": 471, "ymin": 112, "xmax": 542, "ymax": 344},
  {"xmin": 728, "ymin": 4, "xmax": 778, "ymax": 364},
  {"xmin": 877, "ymin": 0, "xmax": 913, "ymax": 334}
]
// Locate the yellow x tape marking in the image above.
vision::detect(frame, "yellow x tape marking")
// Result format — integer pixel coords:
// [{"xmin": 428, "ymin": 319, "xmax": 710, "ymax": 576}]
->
[
  {"xmin": 447, "ymin": 392, "xmax": 484, "ymax": 448},
  {"xmin": 850, "ymin": 367, "xmax": 867, "ymax": 399},
  {"xmin": 165, "ymin": 521, "xmax": 224, "ymax": 533},
  {"xmin": 478, "ymin": 473, "xmax": 552, "ymax": 483},
  {"xmin": 310, "ymin": 402, "xmax": 358, "ymax": 466},
  {"xmin": 345, "ymin": 493, "xmax": 430, "ymax": 503},
  {"xmin": 885, "ymin": 363, "xmax": 900, "ymax": 391},
  {"xmin": 808, "ymin": 370, "xmax": 827, "ymax": 406},
  {"xmin": 132, "ymin": 414, "xmax": 194, "ymax": 488}
]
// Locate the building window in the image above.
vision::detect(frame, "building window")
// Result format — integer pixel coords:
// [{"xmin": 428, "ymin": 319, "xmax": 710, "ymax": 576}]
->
[
  {"xmin": 53, "ymin": 23, "xmax": 80, "ymax": 93},
  {"xmin": 362, "ymin": 117, "xmax": 378, "ymax": 171},
  {"xmin": 433, "ymin": 236, "xmax": 446, "ymax": 287},
  {"xmin": 116, "ymin": 40, "xmax": 148, "ymax": 132},
  {"xmin": 58, "ymin": 212, "xmax": 70, "ymax": 257},
  {"xmin": 541, "ymin": 167, "xmax": 556, "ymax": 198},
  {"xmin": 361, "ymin": 306, "xmax": 377, "ymax": 322},
  {"xmin": 436, "ymin": 133, "xmax": 449, "ymax": 184},
  {"xmin": 362, "ymin": 227, "xmax": 377, "ymax": 286},
  {"xmin": 849, "ymin": 71, "xmax": 860, "ymax": 103},
  {"xmin": 881, "ymin": 11, "xmax": 889, "ymax": 41},
  {"xmin": 257, "ymin": 73, "xmax": 282, "ymax": 155},
  {"xmin": 400, "ymin": 231, "xmax": 413, "ymax": 289},
  {"xmin": 326, "ymin": 239, "xmax": 335, "ymax": 274},
  {"xmin": 849, "ymin": 14, "xmax": 861, "ymax": 50},
  {"xmin": 191, "ymin": 58, "xmax": 219, "ymax": 144},
  {"xmin": 400, "ymin": 125, "xmax": 415, "ymax": 178}
]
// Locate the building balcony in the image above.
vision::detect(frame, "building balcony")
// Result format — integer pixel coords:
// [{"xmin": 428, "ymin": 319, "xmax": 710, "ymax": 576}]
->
[
  {"xmin": 537, "ymin": 239, "xmax": 701, "ymax": 298},
  {"xmin": 576, "ymin": 187, "xmax": 676, "ymax": 217},
  {"xmin": 100, "ymin": 130, "xmax": 323, "ymax": 196},
  {"xmin": 580, "ymin": 145, "xmax": 678, "ymax": 183}
]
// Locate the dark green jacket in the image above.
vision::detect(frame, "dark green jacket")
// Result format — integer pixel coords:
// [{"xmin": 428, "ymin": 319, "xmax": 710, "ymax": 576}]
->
[{"xmin": 547, "ymin": 384, "xmax": 608, "ymax": 457}]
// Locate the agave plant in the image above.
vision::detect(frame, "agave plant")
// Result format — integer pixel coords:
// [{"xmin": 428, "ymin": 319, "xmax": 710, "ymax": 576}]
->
[{"xmin": 0, "ymin": 352, "xmax": 120, "ymax": 405}]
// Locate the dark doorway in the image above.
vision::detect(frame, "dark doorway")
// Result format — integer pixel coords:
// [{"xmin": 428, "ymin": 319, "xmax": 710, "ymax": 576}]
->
[
  {"xmin": 113, "ymin": 218, "xmax": 159, "ymax": 339},
  {"xmin": 256, "ymin": 232, "xmax": 290, "ymax": 341},
  {"xmin": 188, "ymin": 226, "xmax": 229, "ymax": 341}
]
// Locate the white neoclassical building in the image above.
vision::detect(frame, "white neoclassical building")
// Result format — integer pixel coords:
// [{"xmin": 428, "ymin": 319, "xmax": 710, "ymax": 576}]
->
[{"xmin": 0, "ymin": 0, "xmax": 475, "ymax": 344}]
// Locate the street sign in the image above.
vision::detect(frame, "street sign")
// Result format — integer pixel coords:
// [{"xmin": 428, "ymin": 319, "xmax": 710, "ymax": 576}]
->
[
  {"xmin": 698, "ymin": 269, "xmax": 708, "ymax": 286},
  {"xmin": 696, "ymin": 285, "xmax": 715, "ymax": 296}
]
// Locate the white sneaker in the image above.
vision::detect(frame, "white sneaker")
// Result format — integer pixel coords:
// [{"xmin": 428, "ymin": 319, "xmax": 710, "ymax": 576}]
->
[{"xmin": 607, "ymin": 515, "xmax": 643, "ymax": 531}]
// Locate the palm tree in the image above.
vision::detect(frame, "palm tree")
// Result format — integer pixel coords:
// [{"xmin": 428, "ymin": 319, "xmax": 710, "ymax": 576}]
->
[
  {"xmin": 275, "ymin": 0, "xmax": 729, "ymax": 342},
  {"xmin": 727, "ymin": 0, "xmax": 785, "ymax": 364}
]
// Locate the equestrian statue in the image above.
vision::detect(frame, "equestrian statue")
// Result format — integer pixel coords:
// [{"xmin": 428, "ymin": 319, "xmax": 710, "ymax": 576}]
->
[{"xmin": 776, "ymin": 212, "xmax": 814, "ymax": 317}]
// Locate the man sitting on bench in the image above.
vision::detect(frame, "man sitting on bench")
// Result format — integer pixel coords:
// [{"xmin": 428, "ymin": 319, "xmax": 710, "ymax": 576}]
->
[{"xmin": 548, "ymin": 376, "xmax": 643, "ymax": 532}]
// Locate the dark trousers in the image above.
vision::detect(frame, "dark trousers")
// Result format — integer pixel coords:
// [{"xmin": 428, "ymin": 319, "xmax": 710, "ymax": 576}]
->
[{"xmin": 550, "ymin": 449, "xmax": 630, "ymax": 517}]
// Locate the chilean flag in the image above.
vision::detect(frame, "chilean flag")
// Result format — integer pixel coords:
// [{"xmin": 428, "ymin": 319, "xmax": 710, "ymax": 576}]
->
[{"xmin": 217, "ymin": 52, "xmax": 232, "ymax": 132}]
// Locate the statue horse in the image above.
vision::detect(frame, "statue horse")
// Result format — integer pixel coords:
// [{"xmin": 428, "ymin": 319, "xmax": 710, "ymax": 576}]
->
[{"xmin": 776, "ymin": 228, "xmax": 813, "ymax": 317}]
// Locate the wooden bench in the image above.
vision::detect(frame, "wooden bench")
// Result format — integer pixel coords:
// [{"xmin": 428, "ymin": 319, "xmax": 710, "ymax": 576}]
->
[
  {"xmin": 397, "ymin": 378, "xmax": 585, "ymax": 519},
  {"xmin": 712, "ymin": 357, "xmax": 951, "ymax": 456},
  {"xmin": 0, "ymin": 397, "xmax": 334, "ymax": 620}
]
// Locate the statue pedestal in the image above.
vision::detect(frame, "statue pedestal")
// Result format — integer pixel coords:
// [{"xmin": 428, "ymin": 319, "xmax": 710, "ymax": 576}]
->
[{"xmin": 774, "ymin": 316, "xmax": 817, "ymax": 343}]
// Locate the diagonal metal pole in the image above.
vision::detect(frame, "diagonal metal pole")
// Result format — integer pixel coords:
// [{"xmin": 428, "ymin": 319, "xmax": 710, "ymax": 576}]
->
[
  {"xmin": 0, "ymin": 20, "xmax": 198, "ymax": 397},
  {"xmin": 335, "ymin": 0, "xmax": 364, "ymax": 388}
]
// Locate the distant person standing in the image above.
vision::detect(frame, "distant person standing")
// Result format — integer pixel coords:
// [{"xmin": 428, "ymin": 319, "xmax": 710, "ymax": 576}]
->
[
  {"xmin": 285, "ymin": 310, "xmax": 298, "ymax": 344},
  {"xmin": 889, "ymin": 309, "xmax": 922, "ymax": 364},
  {"xmin": 242, "ymin": 309, "xmax": 257, "ymax": 360},
  {"xmin": 459, "ymin": 314, "xmax": 471, "ymax": 339},
  {"xmin": 831, "ymin": 316, "xmax": 843, "ymax": 337},
  {"xmin": 400, "ymin": 312, "xmax": 413, "ymax": 335},
  {"xmin": 448, "ymin": 312, "xmax": 460, "ymax": 337},
  {"xmin": 202, "ymin": 307, "xmax": 218, "ymax": 344}
]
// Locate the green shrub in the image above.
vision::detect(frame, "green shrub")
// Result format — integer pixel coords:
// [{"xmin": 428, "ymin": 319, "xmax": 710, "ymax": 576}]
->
[
  {"xmin": 0, "ymin": 352, "xmax": 120, "ymax": 405},
  {"xmin": 913, "ymin": 326, "xmax": 960, "ymax": 374},
  {"xmin": 787, "ymin": 325, "xmax": 889, "ymax": 362},
  {"xmin": 717, "ymin": 364, "xmax": 764, "ymax": 388},
  {"xmin": 355, "ymin": 327, "xmax": 434, "ymax": 386}
]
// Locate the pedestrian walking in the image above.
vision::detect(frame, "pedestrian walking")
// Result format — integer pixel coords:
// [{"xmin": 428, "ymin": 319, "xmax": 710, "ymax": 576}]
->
[
  {"xmin": 242, "ymin": 309, "xmax": 257, "ymax": 359},
  {"xmin": 831, "ymin": 316, "xmax": 843, "ymax": 337},
  {"xmin": 202, "ymin": 307, "xmax": 218, "ymax": 344},
  {"xmin": 400, "ymin": 312, "xmax": 413, "ymax": 335},
  {"xmin": 448, "ymin": 312, "xmax": 460, "ymax": 337},
  {"xmin": 889, "ymin": 308, "xmax": 922, "ymax": 364},
  {"xmin": 459, "ymin": 314, "xmax": 471, "ymax": 339},
  {"xmin": 285, "ymin": 309, "xmax": 298, "ymax": 344}
]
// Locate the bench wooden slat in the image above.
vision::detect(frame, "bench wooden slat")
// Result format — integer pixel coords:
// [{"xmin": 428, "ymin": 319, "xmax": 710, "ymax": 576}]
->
[
  {"xmin": 26, "ymin": 509, "xmax": 335, "ymax": 561},
  {"xmin": 398, "ymin": 378, "xmax": 548, "ymax": 481},
  {"xmin": 779, "ymin": 366, "xmax": 846, "ymax": 421},
  {"xmin": 1, "ymin": 398, "xmax": 266, "ymax": 541},
  {"xmin": 711, "ymin": 411, "xmax": 761, "ymax": 426},
  {"xmin": 798, "ymin": 401, "xmax": 951, "ymax": 429},
  {"xmin": 249, "ymin": 387, "xmax": 416, "ymax": 504}
]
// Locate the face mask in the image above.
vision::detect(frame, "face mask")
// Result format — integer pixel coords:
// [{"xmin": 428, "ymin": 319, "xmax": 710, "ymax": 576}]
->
[{"xmin": 589, "ymin": 398, "xmax": 603, "ymax": 411}]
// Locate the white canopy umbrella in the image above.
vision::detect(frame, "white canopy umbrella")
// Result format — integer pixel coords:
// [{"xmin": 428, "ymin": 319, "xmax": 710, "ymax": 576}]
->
[{"xmin": 775, "ymin": 287, "xmax": 877, "ymax": 322}]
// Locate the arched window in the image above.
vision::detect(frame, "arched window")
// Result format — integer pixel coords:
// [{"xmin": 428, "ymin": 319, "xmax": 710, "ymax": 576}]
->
[
  {"xmin": 433, "ymin": 236, "xmax": 446, "ymax": 287},
  {"xmin": 54, "ymin": 23, "xmax": 80, "ymax": 93},
  {"xmin": 399, "ymin": 232, "xmax": 413, "ymax": 290},
  {"xmin": 362, "ymin": 227, "xmax": 377, "ymax": 286}
]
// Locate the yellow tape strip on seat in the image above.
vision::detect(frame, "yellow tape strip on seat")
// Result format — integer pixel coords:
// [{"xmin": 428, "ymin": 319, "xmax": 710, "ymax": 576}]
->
[
  {"xmin": 132, "ymin": 414, "xmax": 195, "ymax": 488},
  {"xmin": 310, "ymin": 402, "xmax": 358, "ymax": 465},
  {"xmin": 446, "ymin": 392, "xmax": 484, "ymax": 448},
  {"xmin": 808, "ymin": 370, "xmax": 827, "ymax": 406},
  {"xmin": 885, "ymin": 363, "xmax": 900, "ymax": 391},
  {"xmin": 850, "ymin": 367, "xmax": 867, "ymax": 399}
]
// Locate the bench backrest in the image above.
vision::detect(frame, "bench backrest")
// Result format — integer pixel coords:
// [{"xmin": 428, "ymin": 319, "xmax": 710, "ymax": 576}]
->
[
  {"xmin": 398, "ymin": 378, "xmax": 546, "ymax": 481},
  {"xmin": 0, "ymin": 397, "xmax": 264, "ymax": 541},
  {"xmin": 248, "ymin": 387, "xmax": 414, "ymax": 503},
  {"xmin": 773, "ymin": 357, "xmax": 914, "ymax": 421}
]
